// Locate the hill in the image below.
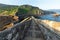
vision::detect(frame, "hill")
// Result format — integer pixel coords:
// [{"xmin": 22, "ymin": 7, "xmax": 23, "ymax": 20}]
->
[
  {"xmin": 0, "ymin": 3, "xmax": 18, "ymax": 15},
  {"xmin": 48, "ymin": 9, "xmax": 60, "ymax": 14},
  {"xmin": 16, "ymin": 5, "xmax": 44, "ymax": 16},
  {"xmin": 0, "ymin": 4, "xmax": 56, "ymax": 16}
]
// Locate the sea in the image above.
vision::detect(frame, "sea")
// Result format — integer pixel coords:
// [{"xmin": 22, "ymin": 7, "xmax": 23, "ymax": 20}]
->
[{"xmin": 40, "ymin": 12, "xmax": 60, "ymax": 22}]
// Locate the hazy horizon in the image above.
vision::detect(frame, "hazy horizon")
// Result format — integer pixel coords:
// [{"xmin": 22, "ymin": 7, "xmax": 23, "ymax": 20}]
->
[{"xmin": 0, "ymin": 0, "xmax": 60, "ymax": 10}]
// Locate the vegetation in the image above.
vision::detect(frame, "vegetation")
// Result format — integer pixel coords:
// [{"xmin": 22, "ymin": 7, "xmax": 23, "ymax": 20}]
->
[
  {"xmin": 0, "ymin": 4, "xmax": 18, "ymax": 15},
  {"xmin": 16, "ymin": 5, "xmax": 44, "ymax": 16},
  {"xmin": 0, "ymin": 4, "xmax": 55, "ymax": 16}
]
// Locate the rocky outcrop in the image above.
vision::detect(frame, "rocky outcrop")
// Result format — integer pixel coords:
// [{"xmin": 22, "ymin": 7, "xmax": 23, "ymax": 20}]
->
[
  {"xmin": 0, "ymin": 15, "xmax": 18, "ymax": 31},
  {"xmin": 0, "ymin": 16, "xmax": 60, "ymax": 40},
  {"xmin": 52, "ymin": 13, "xmax": 60, "ymax": 17}
]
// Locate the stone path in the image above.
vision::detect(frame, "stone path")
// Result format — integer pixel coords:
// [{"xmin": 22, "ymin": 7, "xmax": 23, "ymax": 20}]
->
[{"xmin": 0, "ymin": 16, "xmax": 60, "ymax": 40}]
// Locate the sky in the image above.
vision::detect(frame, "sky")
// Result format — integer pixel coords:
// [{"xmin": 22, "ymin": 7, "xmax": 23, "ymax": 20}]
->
[{"xmin": 0, "ymin": 0, "xmax": 60, "ymax": 10}]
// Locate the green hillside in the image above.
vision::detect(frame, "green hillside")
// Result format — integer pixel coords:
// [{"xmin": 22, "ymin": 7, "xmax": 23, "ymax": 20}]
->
[
  {"xmin": 0, "ymin": 4, "xmax": 55, "ymax": 16},
  {"xmin": 16, "ymin": 5, "xmax": 44, "ymax": 16},
  {"xmin": 0, "ymin": 4, "xmax": 18, "ymax": 15}
]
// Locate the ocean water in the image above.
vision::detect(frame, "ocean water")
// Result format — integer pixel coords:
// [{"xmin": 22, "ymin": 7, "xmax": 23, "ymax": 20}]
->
[{"xmin": 40, "ymin": 14, "xmax": 60, "ymax": 22}]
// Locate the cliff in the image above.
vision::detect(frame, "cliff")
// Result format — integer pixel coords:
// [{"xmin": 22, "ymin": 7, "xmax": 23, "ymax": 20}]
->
[
  {"xmin": 0, "ymin": 16, "xmax": 60, "ymax": 40},
  {"xmin": 0, "ymin": 15, "xmax": 18, "ymax": 31}
]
